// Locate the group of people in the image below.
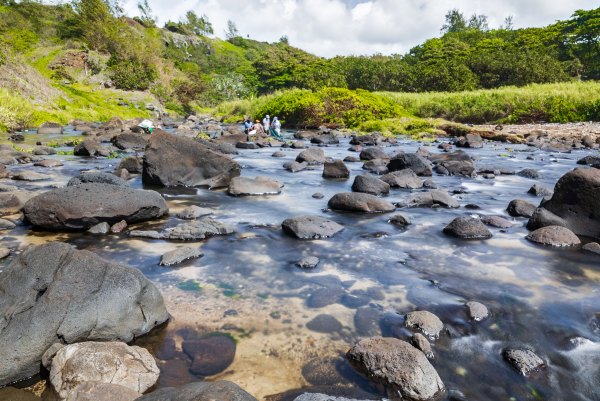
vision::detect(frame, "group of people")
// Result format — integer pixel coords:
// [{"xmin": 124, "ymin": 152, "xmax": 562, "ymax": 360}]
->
[{"xmin": 244, "ymin": 115, "xmax": 283, "ymax": 140}]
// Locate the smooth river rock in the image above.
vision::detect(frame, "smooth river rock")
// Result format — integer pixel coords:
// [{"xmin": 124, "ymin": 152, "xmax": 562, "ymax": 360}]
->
[
  {"xmin": 351, "ymin": 174, "xmax": 390, "ymax": 195},
  {"xmin": 381, "ymin": 169, "xmax": 423, "ymax": 189},
  {"xmin": 23, "ymin": 183, "xmax": 168, "ymax": 230},
  {"xmin": 443, "ymin": 217, "xmax": 492, "ymax": 239},
  {"xmin": 160, "ymin": 247, "xmax": 204, "ymax": 266},
  {"xmin": 525, "ymin": 226, "xmax": 581, "ymax": 247},
  {"xmin": 323, "ymin": 160, "xmax": 350, "ymax": 179},
  {"xmin": 282, "ymin": 215, "xmax": 344, "ymax": 239},
  {"xmin": 346, "ymin": 337, "xmax": 445, "ymax": 401},
  {"xmin": 47, "ymin": 341, "xmax": 159, "ymax": 399},
  {"xmin": 143, "ymin": 130, "xmax": 241, "ymax": 188},
  {"xmin": 507, "ymin": 199, "xmax": 536, "ymax": 218},
  {"xmin": 328, "ymin": 192, "xmax": 395, "ymax": 213},
  {"xmin": 0, "ymin": 242, "xmax": 169, "ymax": 386},
  {"xmin": 296, "ymin": 148, "xmax": 326, "ymax": 165},
  {"xmin": 399, "ymin": 189, "xmax": 459, "ymax": 209},
  {"xmin": 387, "ymin": 153, "xmax": 433, "ymax": 176},
  {"xmin": 405, "ymin": 311, "xmax": 444, "ymax": 339}
]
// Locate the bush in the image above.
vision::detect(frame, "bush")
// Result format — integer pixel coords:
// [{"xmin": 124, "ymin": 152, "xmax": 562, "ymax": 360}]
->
[
  {"xmin": 108, "ymin": 58, "xmax": 157, "ymax": 91},
  {"xmin": 254, "ymin": 87, "xmax": 407, "ymax": 128}
]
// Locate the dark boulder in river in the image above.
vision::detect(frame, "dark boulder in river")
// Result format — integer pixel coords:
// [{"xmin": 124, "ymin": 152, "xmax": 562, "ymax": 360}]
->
[
  {"xmin": 23, "ymin": 183, "xmax": 168, "ymax": 230},
  {"xmin": 443, "ymin": 217, "xmax": 492, "ymax": 240},
  {"xmin": 67, "ymin": 172, "xmax": 129, "ymax": 187},
  {"xmin": 528, "ymin": 168, "xmax": 600, "ymax": 239},
  {"xmin": 282, "ymin": 215, "xmax": 344, "ymax": 239},
  {"xmin": 346, "ymin": 336, "xmax": 445, "ymax": 401},
  {"xmin": 0, "ymin": 242, "xmax": 169, "ymax": 386},
  {"xmin": 143, "ymin": 130, "xmax": 240, "ymax": 188},
  {"xmin": 328, "ymin": 192, "xmax": 395, "ymax": 213}
]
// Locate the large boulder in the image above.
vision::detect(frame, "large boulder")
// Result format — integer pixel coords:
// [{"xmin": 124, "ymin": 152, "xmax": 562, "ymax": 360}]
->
[
  {"xmin": 46, "ymin": 342, "xmax": 159, "ymax": 399},
  {"xmin": 443, "ymin": 217, "xmax": 492, "ymax": 239},
  {"xmin": 346, "ymin": 337, "xmax": 445, "ymax": 401},
  {"xmin": 23, "ymin": 183, "xmax": 168, "ymax": 230},
  {"xmin": 507, "ymin": 199, "xmax": 536, "ymax": 218},
  {"xmin": 530, "ymin": 168, "xmax": 600, "ymax": 239},
  {"xmin": 111, "ymin": 132, "xmax": 148, "ymax": 150},
  {"xmin": 359, "ymin": 147, "xmax": 389, "ymax": 161},
  {"xmin": 143, "ymin": 130, "xmax": 240, "ymax": 188},
  {"xmin": 74, "ymin": 138, "xmax": 106, "ymax": 157},
  {"xmin": 323, "ymin": 160, "xmax": 350, "ymax": 179},
  {"xmin": 296, "ymin": 148, "xmax": 326, "ymax": 165},
  {"xmin": 136, "ymin": 381, "xmax": 257, "ymax": 401},
  {"xmin": 38, "ymin": 122, "xmax": 63, "ymax": 135},
  {"xmin": 0, "ymin": 242, "xmax": 169, "ymax": 386},
  {"xmin": 228, "ymin": 176, "xmax": 282, "ymax": 196},
  {"xmin": 282, "ymin": 215, "xmax": 344, "ymax": 239},
  {"xmin": 387, "ymin": 153, "xmax": 432, "ymax": 176},
  {"xmin": 328, "ymin": 192, "xmax": 395, "ymax": 213},
  {"xmin": 525, "ymin": 226, "xmax": 581, "ymax": 247}
]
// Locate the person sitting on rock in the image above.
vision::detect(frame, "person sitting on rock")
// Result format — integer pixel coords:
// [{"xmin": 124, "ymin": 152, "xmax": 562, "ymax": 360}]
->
[
  {"xmin": 262, "ymin": 115, "xmax": 270, "ymax": 132},
  {"xmin": 243, "ymin": 118, "xmax": 252, "ymax": 134},
  {"xmin": 269, "ymin": 117, "xmax": 283, "ymax": 140},
  {"xmin": 251, "ymin": 119, "xmax": 266, "ymax": 137}
]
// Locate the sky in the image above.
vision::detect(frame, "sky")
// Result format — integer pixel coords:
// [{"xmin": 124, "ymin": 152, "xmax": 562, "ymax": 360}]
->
[{"xmin": 120, "ymin": 0, "xmax": 598, "ymax": 57}]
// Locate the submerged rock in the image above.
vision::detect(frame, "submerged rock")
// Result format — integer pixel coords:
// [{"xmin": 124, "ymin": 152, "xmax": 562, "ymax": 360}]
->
[
  {"xmin": 160, "ymin": 247, "xmax": 204, "ymax": 266},
  {"xmin": 228, "ymin": 176, "xmax": 282, "ymax": 196},
  {"xmin": 130, "ymin": 218, "xmax": 234, "ymax": 241},
  {"xmin": 63, "ymin": 382, "xmax": 141, "ymax": 401},
  {"xmin": 307, "ymin": 314, "xmax": 343, "ymax": 333},
  {"xmin": 143, "ymin": 130, "xmax": 241, "ymax": 188},
  {"xmin": 282, "ymin": 215, "xmax": 344, "ymax": 239},
  {"xmin": 23, "ymin": 183, "xmax": 168, "ymax": 230},
  {"xmin": 11, "ymin": 171, "xmax": 49, "ymax": 181},
  {"xmin": 502, "ymin": 348, "xmax": 544, "ymax": 376},
  {"xmin": 284, "ymin": 161, "xmax": 308, "ymax": 172},
  {"xmin": 136, "ymin": 381, "xmax": 257, "ymax": 401},
  {"xmin": 34, "ymin": 159, "xmax": 63, "ymax": 168},
  {"xmin": 582, "ymin": 242, "xmax": 600, "ymax": 255},
  {"xmin": 346, "ymin": 337, "xmax": 445, "ymax": 401},
  {"xmin": 517, "ymin": 168, "xmax": 540, "ymax": 179},
  {"xmin": 443, "ymin": 217, "xmax": 492, "ymax": 240},
  {"xmin": 176, "ymin": 205, "xmax": 214, "ymax": 220},
  {"xmin": 399, "ymin": 189, "xmax": 459, "ymax": 209},
  {"xmin": 182, "ymin": 334, "xmax": 236, "ymax": 376},
  {"xmin": 525, "ymin": 226, "xmax": 581, "ymax": 247},
  {"xmin": 0, "ymin": 242, "xmax": 169, "ymax": 386},
  {"xmin": 389, "ymin": 213, "xmax": 411, "ymax": 227},
  {"xmin": 328, "ymin": 192, "xmax": 395, "ymax": 213},
  {"xmin": 46, "ymin": 341, "xmax": 159, "ymax": 399}
]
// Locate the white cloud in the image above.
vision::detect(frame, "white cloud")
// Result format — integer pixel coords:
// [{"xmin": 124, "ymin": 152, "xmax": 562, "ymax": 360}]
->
[{"xmin": 121, "ymin": 0, "xmax": 599, "ymax": 57}]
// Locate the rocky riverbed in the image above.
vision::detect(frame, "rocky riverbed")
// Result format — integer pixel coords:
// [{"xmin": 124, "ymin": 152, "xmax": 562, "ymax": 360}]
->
[{"xmin": 0, "ymin": 117, "xmax": 599, "ymax": 401}]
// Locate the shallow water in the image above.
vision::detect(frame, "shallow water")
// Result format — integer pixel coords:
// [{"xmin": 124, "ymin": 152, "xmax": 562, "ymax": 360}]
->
[{"xmin": 1, "ymin": 130, "xmax": 600, "ymax": 401}]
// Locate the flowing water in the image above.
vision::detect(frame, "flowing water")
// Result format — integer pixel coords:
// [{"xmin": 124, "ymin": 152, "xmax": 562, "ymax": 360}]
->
[{"xmin": 2, "ymin": 128, "xmax": 599, "ymax": 401}]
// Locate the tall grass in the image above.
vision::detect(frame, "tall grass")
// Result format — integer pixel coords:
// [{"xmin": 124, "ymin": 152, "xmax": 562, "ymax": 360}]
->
[{"xmin": 379, "ymin": 81, "xmax": 600, "ymax": 124}]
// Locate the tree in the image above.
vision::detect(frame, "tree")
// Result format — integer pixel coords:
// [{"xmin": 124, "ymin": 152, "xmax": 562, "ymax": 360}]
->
[
  {"xmin": 184, "ymin": 11, "xmax": 213, "ymax": 35},
  {"xmin": 441, "ymin": 9, "xmax": 467, "ymax": 33},
  {"xmin": 503, "ymin": 15, "xmax": 514, "ymax": 30},
  {"xmin": 225, "ymin": 19, "xmax": 238, "ymax": 39},
  {"xmin": 279, "ymin": 35, "xmax": 289, "ymax": 44},
  {"xmin": 468, "ymin": 14, "xmax": 489, "ymax": 31},
  {"xmin": 136, "ymin": 0, "xmax": 156, "ymax": 27}
]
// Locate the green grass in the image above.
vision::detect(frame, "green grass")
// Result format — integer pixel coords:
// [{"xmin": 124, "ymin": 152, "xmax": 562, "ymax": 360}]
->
[{"xmin": 379, "ymin": 81, "xmax": 600, "ymax": 124}]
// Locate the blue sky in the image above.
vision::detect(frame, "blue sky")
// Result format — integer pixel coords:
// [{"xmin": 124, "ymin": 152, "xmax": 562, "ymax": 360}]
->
[{"xmin": 122, "ymin": 0, "xmax": 598, "ymax": 57}]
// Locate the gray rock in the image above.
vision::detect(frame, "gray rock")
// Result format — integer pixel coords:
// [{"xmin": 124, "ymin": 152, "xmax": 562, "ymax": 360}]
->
[
  {"xmin": 502, "ymin": 348, "xmax": 544, "ymax": 375},
  {"xmin": 481, "ymin": 215, "xmax": 513, "ymax": 229},
  {"xmin": 387, "ymin": 153, "xmax": 432, "ymax": 176},
  {"xmin": 328, "ymin": 192, "xmax": 395, "ymax": 213},
  {"xmin": 405, "ymin": 311, "xmax": 444, "ymax": 339},
  {"xmin": 143, "ymin": 130, "xmax": 241, "ymax": 189},
  {"xmin": 47, "ymin": 342, "xmax": 159, "ymax": 399},
  {"xmin": 346, "ymin": 337, "xmax": 445, "ymax": 401},
  {"xmin": 74, "ymin": 138, "xmax": 104, "ymax": 157},
  {"xmin": 525, "ymin": 225, "xmax": 581, "ymax": 247},
  {"xmin": 583, "ymin": 242, "xmax": 600, "ymax": 254},
  {"xmin": 400, "ymin": 190, "xmax": 459, "ymax": 209},
  {"xmin": 284, "ymin": 161, "xmax": 308, "ymax": 172},
  {"xmin": 182, "ymin": 333, "xmax": 236, "ymax": 376},
  {"xmin": 323, "ymin": 160, "xmax": 350, "ymax": 179},
  {"xmin": 38, "ymin": 122, "xmax": 63, "ymax": 135},
  {"xmin": 176, "ymin": 205, "xmax": 213, "ymax": 220},
  {"xmin": 34, "ymin": 159, "xmax": 63, "ymax": 168},
  {"xmin": 517, "ymin": 168, "xmax": 540, "ymax": 179},
  {"xmin": 532, "ymin": 168, "xmax": 600, "ymax": 239},
  {"xmin": 228, "ymin": 176, "xmax": 282, "ymax": 196},
  {"xmin": 111, "ymin": 132, "xmax": 147, "ymax": 150},
  {"xmin": 0, "ymin": 184, "xmax": 18, "ymax": 192},
  {"xmin": 67, "ymin": 172, "xmax": 129, "ymax": 187},
  {"xmin": 23, "ymin": 184, "xmax": 168, "ymax": 230},
  {"xmin": 296, "ymin": 256, "xmax": 320, "ymax": 269},
  {"xmin": 0, "ymin": 242, "xmax": 168, "ymax": 386},
  {"xmin": 0, "ymin": 218, "xmax": 16, "ymax": 230},
  {"xmin": 507, "ymin": 199, "xmax": 536, "ymax": 218},
  {"xmin": 312, "ymin": 193, "xmax": 324, "ymax": 199},
  {"xmin": 130, "ymin": 218, "xmax": 234, "ymax": 241},
  {"xmin": 282, "ymin": 216, "xmax": 344, "ymax": 239},
  {"xmin": 455, "ymin": 133, "xmax": 483, "ymax": 148},
  {"xmin": 528, "ymin": 184, "xmax": 553, "ymax": 197},
  {"xmin": 160, "ymin": 247, "xmax": 203, "ymax": 266},
  {"xmin": 362, "ymin": 158, "xmax": 389, "ymax": 175},
  {"xmin": 359, "ymin": 147, "xmax": 389, "ymax": 161},
  {"xmin": 116, "ymin": 157, "xmax": 143, "ymax": 174},
  {"xmin": 443, "ymin": 217, "xmax": 492, "ymax": 240},
  {"xmin": 11, "ymin": 171, "xmax": 49, "ymax": 181},
  {"xmin": 136, "ymin": 381, "xmax": 257, "ymax": 401},
  {"xmin": 465, "ymin": 301, "xmax": 489, "ymax": 321},
  {"xmin": 296, "ymin": 148, "xmax": 326, "ymax": 165},
  {"xmin": 577, "ymin": 155, "xmax": 600, "ymax": 166},
  {"xmin": 236, "ymin": 142, "xmax": 259, "ymax": 149},
  {"xmin": 272, "ymin": 151, "xmax": 286, "ymax": 157},
  {"xmin": 411, "ymin": 333, "xmax": 434, "ymax": 359},
  {"xmin": 110, "ymin": 220, "xmax": 127, "ymax": 233},
  {"xmin": 0, "ymin": 247, "xmax": 10, "ymax": 259},
  {"xmin": 0, "ymin": 191, "xmax": 34, "ymax": 216},
  {"xmin": 381, "ymin": 169, "xmax": 423, "ymax": 189},
  {"xmin": 344, "ymin": 156, "xmax": 360, "ymax": 163},
  {"xmin": 389, "ymin": 213, "xmax": 411, "ymax": 227},
  {"xmin": 526, "ymin": 208, "xmax": 568, "ymax": 231},
  {"xmin": 87, "ymin": 222, "xmax": 110, "ymax": 234},
  {"xmin": 351, "ymin": 175, "xmax": 390, "ymax": 195},
  {"xmin": 64, "ymin": 382, "xmax": 141, "ymax": 401}
]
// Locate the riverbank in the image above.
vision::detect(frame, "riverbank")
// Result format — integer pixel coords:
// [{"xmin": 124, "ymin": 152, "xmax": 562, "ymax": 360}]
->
[{"xmin": 0, "ymin": 119, "xmax": 599, "ymax": 400}]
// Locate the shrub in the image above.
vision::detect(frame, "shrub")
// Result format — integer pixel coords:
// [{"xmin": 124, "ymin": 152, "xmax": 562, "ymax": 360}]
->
[{"xmin": 108, "ymin": 58, "xmax": 157, "ymax": 91}]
